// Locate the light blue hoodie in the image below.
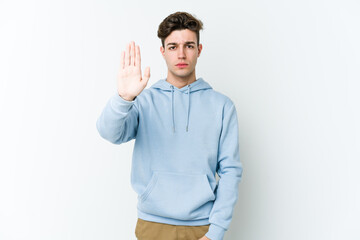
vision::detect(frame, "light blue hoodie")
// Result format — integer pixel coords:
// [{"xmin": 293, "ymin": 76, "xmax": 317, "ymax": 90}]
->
[{"xmin": 96, "ymin": 77, "xmax": 243, "ymax": 240}]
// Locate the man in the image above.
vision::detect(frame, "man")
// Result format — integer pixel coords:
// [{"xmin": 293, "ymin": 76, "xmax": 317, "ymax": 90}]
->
[{"xmin": 96, "ymin": 11, "xmax": 243, "ymax": 240}]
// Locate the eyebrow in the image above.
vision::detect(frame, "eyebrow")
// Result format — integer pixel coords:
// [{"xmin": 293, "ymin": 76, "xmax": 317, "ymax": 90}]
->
[{"xmin": 166, "ymin": 41, "xmax": 196, "ymax": 46}]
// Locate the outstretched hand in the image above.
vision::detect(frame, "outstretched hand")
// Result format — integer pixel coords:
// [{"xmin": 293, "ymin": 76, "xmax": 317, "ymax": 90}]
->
[{"xmin": 117, "ymin": 41, "xmax": 150, "ymax": 101}]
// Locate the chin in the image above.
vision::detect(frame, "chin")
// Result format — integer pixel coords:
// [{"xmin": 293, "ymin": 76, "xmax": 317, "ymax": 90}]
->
[
  {"xmin": 172, "ymin": 70, "xmax": 194, "ymax": 78},
  {"xmin": 176, "ymin": 75, "xmax": 193, "ymax": 80}
]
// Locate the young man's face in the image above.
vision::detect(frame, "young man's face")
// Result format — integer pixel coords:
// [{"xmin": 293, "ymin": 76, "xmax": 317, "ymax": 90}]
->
[{"xmin": 160, "ymin": 29, "xmax": 202, "ymax": 81}]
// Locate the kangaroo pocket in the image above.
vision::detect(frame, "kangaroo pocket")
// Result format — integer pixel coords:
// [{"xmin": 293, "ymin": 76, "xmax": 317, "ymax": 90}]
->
[{"xmin": 137, "ymin": 171, "xmax": 216, "ymax": 220}]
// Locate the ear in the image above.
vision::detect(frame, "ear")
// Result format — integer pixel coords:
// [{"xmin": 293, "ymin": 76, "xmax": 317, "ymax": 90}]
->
[
  {"xmin": 197, "ymin": 43, "xmax": 203, "ymax": 57},
  {"xmin": 160, "ymin": 46, "xmax": 165, "ymax": 58}
]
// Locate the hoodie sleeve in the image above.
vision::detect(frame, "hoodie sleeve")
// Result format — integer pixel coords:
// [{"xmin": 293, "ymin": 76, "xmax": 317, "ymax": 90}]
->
[
  {"xmin": 205, "ymin": 100, "xmax": 243, "ymax": 240},
  {"xmin": 96, "ymin": 92, "xmax": 139, "ymax": 144}
]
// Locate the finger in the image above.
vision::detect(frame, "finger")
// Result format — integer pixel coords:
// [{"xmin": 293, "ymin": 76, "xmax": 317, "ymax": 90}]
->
[
  {"xmin": 120, "ymin": 50, "xmax": 125, "ymax": 69},
  {"xmin": 125, "ymin": 43, "xmax": 130, "ymax": 66},
  {"xmin": 130, "ymin": 41, "xmax": 135, "ymax": 66},
  {"xmin": 142, "ymin": 66, "xmax": 150, "ymax": 84},
  {"xmin": 135, "ymin": 45, "xmax": 141, "ymax": 67}
]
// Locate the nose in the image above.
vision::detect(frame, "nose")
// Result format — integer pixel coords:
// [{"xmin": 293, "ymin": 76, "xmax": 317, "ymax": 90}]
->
[{"xmin": 177, "ymin": 46, "xmax": 186, "ymax": 59}]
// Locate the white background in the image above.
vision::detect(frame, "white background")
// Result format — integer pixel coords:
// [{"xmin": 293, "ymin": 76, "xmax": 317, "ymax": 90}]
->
[{"xmin": 1, "ymin": 0, "xmax": 359, "ymax": 239}]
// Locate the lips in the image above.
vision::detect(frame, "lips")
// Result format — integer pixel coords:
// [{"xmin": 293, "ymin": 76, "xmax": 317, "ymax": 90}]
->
[{"xmin": 176, "ymin": 63, "xmax": 188, "ymax": 68}]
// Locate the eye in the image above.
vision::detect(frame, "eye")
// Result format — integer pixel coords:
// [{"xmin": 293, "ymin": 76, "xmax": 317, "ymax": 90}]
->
[
  {"xmin": 169, "ymin": 46, "xmax": 176, "ymax": 50},
  {"xmin": 187, "ymin": 45, "xmax": 194, "ymax": 48}
]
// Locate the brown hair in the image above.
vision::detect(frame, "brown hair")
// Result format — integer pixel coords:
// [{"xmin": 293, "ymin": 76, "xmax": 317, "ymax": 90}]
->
[{"xmin": 157, "ymin": 11, "xmax": 204, "ymax": 48}]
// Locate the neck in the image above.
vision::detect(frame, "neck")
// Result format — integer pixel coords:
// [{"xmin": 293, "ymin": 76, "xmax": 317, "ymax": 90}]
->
[{"xmin": 166, "ymin": 71, "xmax": 197, "ymax": 89}]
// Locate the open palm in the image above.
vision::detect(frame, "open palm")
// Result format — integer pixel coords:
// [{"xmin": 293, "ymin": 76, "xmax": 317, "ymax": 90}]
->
[{"xmin": 117, "ymin": 41, "xmax": 150, "ymax": 101}]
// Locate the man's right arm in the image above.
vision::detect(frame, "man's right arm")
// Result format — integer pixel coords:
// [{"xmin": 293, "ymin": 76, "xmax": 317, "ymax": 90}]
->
[
  {"xmin": 96, "ymin": 93, "xmax": 139, "ymax": 144},
  {"xmin": 96, "ymin": 41, "xmax": 150, "ymax": 144}
]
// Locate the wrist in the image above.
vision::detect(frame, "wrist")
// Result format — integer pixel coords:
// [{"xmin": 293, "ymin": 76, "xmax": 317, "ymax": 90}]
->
[{"xmin": 118, "ymin": 93, "xmax": 135, "ymax": 101}]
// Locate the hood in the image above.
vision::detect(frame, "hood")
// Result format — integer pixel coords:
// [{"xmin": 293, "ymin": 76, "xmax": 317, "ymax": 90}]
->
[{"xmin": 151, "ymin": 77, "xmax": 212, "ymax": 133}]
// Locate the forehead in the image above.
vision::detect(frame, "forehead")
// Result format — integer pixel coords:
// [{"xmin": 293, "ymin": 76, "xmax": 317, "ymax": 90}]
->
[{"xmin": 164, "ymin": 29, "xmax": 197, "ymax": 44}]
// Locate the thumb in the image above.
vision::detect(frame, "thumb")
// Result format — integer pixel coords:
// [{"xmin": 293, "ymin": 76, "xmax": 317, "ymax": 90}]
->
[{"xmin": 142, "ymin": 66, "xmax": 150, "ymax": 84}]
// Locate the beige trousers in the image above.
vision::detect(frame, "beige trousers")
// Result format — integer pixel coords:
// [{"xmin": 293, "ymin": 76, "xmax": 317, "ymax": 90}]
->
[{"xmin": 135, "ymin": 218, "xmax": 210, "ymax": 240}]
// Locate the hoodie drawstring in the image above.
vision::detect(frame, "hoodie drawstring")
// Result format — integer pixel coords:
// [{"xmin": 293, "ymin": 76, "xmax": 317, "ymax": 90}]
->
[
  {"xmin": 171, "ymin": 86, "xmax": 175, "ymax": 133},
  {"xmin": 186, "ymin": 85, "xmax": 190, "ymax": 132},
  {"xmin": 170, "ymin": 84, "xmax": 191, "ymax": 133},
  {"xmin": 151, "ymin": 78, "xmax": 213, "ymax": 134}
]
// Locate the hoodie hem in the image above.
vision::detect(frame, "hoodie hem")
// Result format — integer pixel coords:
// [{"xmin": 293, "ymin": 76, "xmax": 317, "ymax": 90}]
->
[{"xmin": 137, "ymin": 208, "xmax": 210, "ymax": 226}]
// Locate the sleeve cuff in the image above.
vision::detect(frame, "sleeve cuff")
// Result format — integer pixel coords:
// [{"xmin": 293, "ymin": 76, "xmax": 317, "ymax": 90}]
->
[
  {"xmin": 205, "ymin": 223, "xmax": 226, "ymax": 240},
  {"xmin": 110, "ymin": 92, "xmax": 135, "ymax": 113}
]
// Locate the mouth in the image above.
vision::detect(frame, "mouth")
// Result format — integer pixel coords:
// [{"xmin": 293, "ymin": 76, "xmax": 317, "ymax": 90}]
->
[{"xmin": 176, "ymin": 63, "xmax": 188, "ymax": 68}]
